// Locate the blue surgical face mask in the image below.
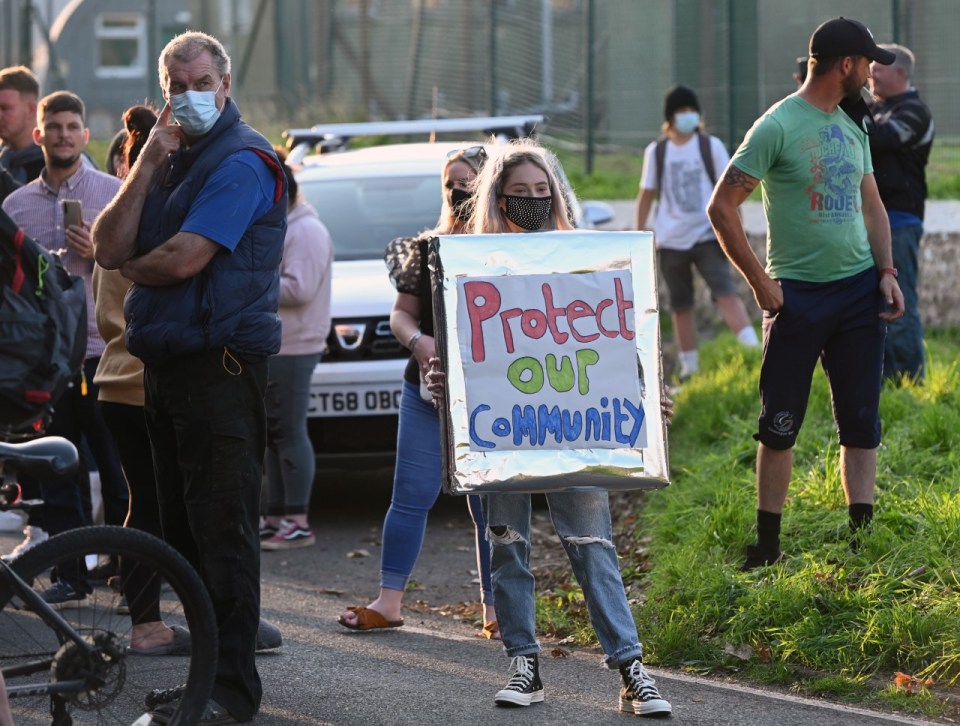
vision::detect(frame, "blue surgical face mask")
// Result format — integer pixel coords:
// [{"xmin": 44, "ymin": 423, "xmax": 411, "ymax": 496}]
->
[
  {"xmin": 170, "ymin": 80, "xmax": 223, "ymax": 136},
  {"xmin": 674, "ymin": 111, "xmax": 700, "ymax": 135}
]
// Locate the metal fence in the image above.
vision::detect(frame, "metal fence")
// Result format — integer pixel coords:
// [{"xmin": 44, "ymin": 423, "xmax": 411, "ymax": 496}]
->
[
  {"xmin": 4, "ymin": 0, "xmax": 958, "ymax": 188},
  {"xmin": 248, "ymin": 0, "xmax": 958, "ymax": 184}
]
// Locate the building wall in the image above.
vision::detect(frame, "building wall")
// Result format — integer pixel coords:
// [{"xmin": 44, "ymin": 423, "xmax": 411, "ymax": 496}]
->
[{"xmin": 48, "ymin": 0, "xmax": 190, "ymax": 137}]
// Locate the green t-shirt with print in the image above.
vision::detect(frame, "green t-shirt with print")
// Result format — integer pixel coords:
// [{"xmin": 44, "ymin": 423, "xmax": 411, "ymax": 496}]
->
[{"xmin": 731, "ymin": 95, "xmax": 875, "ymax": 283}]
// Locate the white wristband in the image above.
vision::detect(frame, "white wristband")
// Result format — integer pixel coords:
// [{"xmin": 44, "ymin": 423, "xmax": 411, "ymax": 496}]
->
[{"xmin": 407, "ymin": 331, "xmax": 423, "ymax": 351}]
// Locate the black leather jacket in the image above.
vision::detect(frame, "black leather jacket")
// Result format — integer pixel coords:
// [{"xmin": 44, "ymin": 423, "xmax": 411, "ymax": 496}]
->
[{"xmin": 865, "ymin": 89, "xmax": 934, "ymax": 220}]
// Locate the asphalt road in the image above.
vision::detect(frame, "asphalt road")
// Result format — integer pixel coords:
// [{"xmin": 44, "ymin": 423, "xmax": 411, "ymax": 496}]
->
[
  {"xmin": 0, "ymin": 467, "xmax": 945, "ymax": 725},
  {"xmin": 248, "ymin": 468, "xmax": 942, "ymax": 726}
]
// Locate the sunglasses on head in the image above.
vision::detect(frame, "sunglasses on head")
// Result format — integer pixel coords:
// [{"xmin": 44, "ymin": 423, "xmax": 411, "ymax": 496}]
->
[{"xmin": 447, "ymin": 145, "xmax": 487, "ymax": 162}]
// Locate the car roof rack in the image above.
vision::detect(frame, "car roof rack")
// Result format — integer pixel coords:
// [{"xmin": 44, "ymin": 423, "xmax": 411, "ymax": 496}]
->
[{"xmin": 282, "ymin": 115, "xmax": 544, "ymax": 164}]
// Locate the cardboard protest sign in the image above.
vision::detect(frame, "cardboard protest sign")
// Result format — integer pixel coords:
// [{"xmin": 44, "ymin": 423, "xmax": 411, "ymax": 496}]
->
[{"xmin": 431, "ymin": 230, "xmax": 669, "ymax": 494}]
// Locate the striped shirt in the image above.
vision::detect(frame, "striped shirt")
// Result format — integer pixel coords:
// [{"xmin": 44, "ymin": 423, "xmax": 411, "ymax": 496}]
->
[{"xmin": 2, "ymin": 164, "xmax": 121, "ymax": 358}]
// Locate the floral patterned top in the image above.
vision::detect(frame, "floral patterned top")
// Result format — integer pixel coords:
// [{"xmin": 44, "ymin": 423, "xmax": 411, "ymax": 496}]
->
[
  {"xmin": 384, "ymin": 234, "xmax": 435, "ymax": 385},
  {"xmin": 384, "ymin": 235, "xmax": 426, "ymax": 296}
]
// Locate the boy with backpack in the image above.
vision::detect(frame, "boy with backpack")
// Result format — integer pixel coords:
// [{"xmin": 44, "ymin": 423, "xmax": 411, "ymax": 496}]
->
[{"xmin": 635, "ymin": 85, "xmax": 758, "ymax": 381}]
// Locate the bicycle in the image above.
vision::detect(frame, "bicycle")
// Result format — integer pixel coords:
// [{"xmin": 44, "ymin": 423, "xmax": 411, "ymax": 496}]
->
[{"xmin": 0, "ymin": 436, "xmax": 218, "ymax": 725}]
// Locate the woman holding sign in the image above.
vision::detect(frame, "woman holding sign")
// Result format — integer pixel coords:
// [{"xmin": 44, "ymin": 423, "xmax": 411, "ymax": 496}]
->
[
  {"xmin": 337, "ymin": 146, "xmax": 499, "ymax": 638},
  {"xmin": 467, "ymin": 140, "xmax": 672, "ymax": 716}
]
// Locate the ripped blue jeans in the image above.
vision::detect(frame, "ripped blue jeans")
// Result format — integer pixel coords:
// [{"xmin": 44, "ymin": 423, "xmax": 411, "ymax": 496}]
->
[{"xmin": 484, "ymin": 490, "xmax": 642, "ymax": 669}]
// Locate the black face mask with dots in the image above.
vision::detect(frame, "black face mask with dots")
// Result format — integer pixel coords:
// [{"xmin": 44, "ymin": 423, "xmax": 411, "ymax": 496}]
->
[
  {"xmin": 501, "ymin": 194, "xmax": 553, "ymax": 231},
  {"xmin": 449, "ymin": 187, "xmax": 473, "ymax": 221}
]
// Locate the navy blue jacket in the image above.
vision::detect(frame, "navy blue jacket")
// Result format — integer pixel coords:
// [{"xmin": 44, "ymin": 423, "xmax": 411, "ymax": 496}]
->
[{"xmin": 124, "ymin": 99, "xmax": 286, "ymax": 366}]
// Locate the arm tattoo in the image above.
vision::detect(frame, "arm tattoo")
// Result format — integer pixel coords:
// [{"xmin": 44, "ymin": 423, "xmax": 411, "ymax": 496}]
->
[{"xmin": 722, "ymin": 165, "xmax": 758, "ymax": 193}]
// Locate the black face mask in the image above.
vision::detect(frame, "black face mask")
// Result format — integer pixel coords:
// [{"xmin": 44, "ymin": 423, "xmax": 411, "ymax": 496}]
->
[
  {"xmin": 501, "ymin": 194, "xmax": 553, "ymax": 231},
  {"xmin": 449, "ymin": 187, "xmax": 473, "ymax": 221}
]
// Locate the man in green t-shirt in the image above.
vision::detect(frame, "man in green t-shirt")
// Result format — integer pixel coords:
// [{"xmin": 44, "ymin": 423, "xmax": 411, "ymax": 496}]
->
[{"xmin": 707, "ymin": 17, "xmax": 905, "ymax": 571}]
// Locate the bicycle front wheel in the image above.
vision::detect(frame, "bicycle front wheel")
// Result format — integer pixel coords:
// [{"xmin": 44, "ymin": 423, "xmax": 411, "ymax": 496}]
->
[{"xmin": 0, "ymin": 526, "xmax": 217, "ymax": 725}]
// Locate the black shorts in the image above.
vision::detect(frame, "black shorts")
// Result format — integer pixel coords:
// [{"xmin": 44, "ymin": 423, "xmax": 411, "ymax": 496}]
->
[{"xmin": 756, "ymin": 267, "xmax": 885, "ymax": 450}]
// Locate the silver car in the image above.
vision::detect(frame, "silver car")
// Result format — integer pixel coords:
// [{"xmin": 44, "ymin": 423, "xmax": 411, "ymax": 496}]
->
[{"xmin": 287, "ymin": 118, "xmax": 613, "ymax": 464}]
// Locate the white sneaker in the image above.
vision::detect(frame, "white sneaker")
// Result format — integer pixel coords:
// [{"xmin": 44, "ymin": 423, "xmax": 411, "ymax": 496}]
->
[
  {"xmin": 0, "ymin": 510, "xmax": 23, "ymax": 532},
  {"xmin": 2, "ymin": 525, "xmax": 49, "ymax": 562}
]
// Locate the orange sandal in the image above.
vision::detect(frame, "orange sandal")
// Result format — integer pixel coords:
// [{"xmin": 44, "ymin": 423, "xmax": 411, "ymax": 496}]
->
[
  {"xmin": 479, "ymin": 621, "xmax": 501, "ymax": 640},
  {"xmin": 337, "ymin": 606, "xmax": 404, "ymax": 631}
]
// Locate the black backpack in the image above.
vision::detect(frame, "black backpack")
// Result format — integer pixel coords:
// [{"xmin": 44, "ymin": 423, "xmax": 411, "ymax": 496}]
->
[{"xmin": 0, "ymin": 208, "xmax": 87, "ymax": 437}]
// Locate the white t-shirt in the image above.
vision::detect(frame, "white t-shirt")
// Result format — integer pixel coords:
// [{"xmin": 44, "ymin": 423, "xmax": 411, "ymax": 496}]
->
[{"xmin": 639, "ymin": 134, "xmax": 729, "ymax": 251}]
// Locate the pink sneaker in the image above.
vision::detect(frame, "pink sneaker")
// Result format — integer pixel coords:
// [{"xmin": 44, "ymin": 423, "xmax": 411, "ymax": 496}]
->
[{"xmin": 259, "ymin": 517, "xmax": 288, "ymax": 541}]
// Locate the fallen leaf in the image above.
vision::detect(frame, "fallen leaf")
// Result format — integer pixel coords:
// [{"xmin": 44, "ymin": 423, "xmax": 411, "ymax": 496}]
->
[
  {"xmin": 723, "ymin": 643, "xmax": 754, "ymax": 661},
  {"xmin": 550, "ymin": 648, "xmax": 570, "ymax": 658},
  {"xmin": 755, "ymin": 643, "xmax": 772, "ymax": 664},
  {"xmin": 893, "ymin": 671, "xmax": 935, "ymax": 693},
  {"xmin": 347, "ymin": 549, "xmax": 370, "ymax": 558}
]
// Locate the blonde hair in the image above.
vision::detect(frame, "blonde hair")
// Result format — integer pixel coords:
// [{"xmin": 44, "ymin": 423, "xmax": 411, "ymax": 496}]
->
[
  {"xmin": 431, "ymin": 147, "xmax": 485, "ymax": 235},
  {"xmin": 470, "ymin": 139, "xmax": 574, "ymax": 234}
]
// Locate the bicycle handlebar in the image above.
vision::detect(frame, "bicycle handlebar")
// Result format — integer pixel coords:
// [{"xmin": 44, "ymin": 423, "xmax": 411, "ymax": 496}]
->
[{"xmin": 0, "ymin": 436, "xmax": 79, "ymax": 478}]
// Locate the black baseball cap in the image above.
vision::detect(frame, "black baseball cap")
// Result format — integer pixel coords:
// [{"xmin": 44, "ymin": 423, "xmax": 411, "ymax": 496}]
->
[{"xmin": 809, "ymin": 17, "xmax": 895, "ymax": 65}]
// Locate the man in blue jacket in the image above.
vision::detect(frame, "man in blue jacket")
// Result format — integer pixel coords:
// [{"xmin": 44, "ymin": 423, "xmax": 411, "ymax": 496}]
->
[{"xmin": 93, "ymin": 31, "xmax": 286, "ymax": 724}]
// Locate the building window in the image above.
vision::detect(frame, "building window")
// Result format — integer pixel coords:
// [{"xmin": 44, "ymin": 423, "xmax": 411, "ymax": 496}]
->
[
  {"xmin": 216, "ymin": 0, "xmax": 253, "ymax": 36},
  {"xmin": 95, "ymin": 14, "xmax": 146, "ymax": 79}
]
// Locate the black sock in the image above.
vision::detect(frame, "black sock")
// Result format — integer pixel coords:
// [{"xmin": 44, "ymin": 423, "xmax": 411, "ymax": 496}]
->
[
  {"xmin": 849, "ymin": 503, "xmax": 874, "ymax": 532},
  {"xmin": 756, "ymin": 510, "xmax": 782, "ymax": 552}
]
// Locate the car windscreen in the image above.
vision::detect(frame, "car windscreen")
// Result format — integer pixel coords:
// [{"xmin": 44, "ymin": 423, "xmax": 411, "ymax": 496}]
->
[{"xmin": 299, "ymin": 174, "xmax": 443, "ymax": 261}]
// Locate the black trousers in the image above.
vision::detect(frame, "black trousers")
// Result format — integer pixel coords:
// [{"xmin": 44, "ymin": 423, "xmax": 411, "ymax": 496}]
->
[
  {"xmin": 99, "ymin": 401, "xmax": 164, "ymax": 624},
  {"xmin": 144, "ymin": 349, "xmax": 266, "ymax": 721},
  {"xmin": 24, "ymin": 357, "xmax": 128, "ymax": 535}
]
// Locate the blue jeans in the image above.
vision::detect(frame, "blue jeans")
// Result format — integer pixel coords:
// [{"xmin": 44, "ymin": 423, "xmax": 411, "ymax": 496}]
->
[
  {"xmin": 381, "ymin": 381, "xmax": 493, "ymax": 605},
  {"xmin": 484, "ymin": 490, "xmax": 642, "ymax": 669},
  {"xmin": 884, "ymin": 223, "xmax": 925, "ymax": 382},
  {"xmin": 265, "ymin": 353, "xmax": 320, "ymax": 516}
]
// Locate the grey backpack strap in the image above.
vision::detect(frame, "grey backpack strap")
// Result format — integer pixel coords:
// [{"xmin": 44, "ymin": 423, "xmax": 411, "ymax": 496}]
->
[{"xmin": 656, "ymin": 133, "xmax": 715, "ymax": 188}]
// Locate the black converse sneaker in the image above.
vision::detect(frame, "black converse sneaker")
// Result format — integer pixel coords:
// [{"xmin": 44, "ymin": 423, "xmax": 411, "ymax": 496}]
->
[
  {"xmin": 494, "ymin": 654, "xmax": 544, "ymax": 707},
  {"xmin": 619, "ymin": 657, "xmax": 672, "ymax": 716}
]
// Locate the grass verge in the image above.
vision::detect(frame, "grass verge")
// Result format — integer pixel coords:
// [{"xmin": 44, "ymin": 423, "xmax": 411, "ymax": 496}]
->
[{"xmin": 534, "ymin": 328, "xmax": 960, "ymax": 721}]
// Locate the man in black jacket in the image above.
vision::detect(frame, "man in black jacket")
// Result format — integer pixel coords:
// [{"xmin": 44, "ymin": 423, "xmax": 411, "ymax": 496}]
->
[
  {"xmin": 0, "ymin": 66, "xmax": 43, "ymax": 184},
  {"xmin": 867, "ymin": 43, "xmax": 934, "ymax": 383}
]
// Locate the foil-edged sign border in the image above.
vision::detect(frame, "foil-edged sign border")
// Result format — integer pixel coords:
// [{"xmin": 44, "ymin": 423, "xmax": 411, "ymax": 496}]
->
[{"xmin": 431, "ymin": 230, "xmax": 669, "ymax": 495}]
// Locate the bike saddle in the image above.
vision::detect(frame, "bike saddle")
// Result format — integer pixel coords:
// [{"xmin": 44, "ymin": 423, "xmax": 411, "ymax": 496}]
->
[{"xmin": 0, "ymin": 436, "xmax": 79, "ymax": 478}]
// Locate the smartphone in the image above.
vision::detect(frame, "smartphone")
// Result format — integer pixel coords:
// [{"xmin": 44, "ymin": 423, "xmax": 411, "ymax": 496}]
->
[{"xmin": 62, "ymin": 199, "xmax": 83, "ymax": 230}]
